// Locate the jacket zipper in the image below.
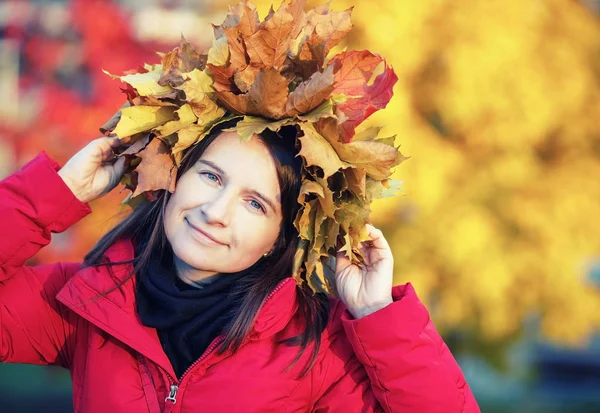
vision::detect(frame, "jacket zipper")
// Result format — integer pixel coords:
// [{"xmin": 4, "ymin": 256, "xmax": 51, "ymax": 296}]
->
[{"xmin": 161, "ymin": 277, "xmax": 293, "ymax": 412}]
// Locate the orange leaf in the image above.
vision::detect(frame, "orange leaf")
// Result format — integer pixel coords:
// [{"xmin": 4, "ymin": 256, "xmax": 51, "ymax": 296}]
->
[
  {"xmin": 133, "ymin": 138, "xmax": 177, "ymax": 196},
  {"xmin": 329, "ymin": 50, "xmax": 383, "ymax": 97},
  {"xmin": 207, "ymin": 64, "xmax": 235, "ymax": 92},
  {"xmin": 215, "ymin": 68, "xmax": 290, "ymax": 119},
  {"xmin": 246, "ymin": 6, "xmax": 294, "ymax": 68},
  {"xmin": 285, "ymin": 64, "xmax": 334, "ymax": 117},
  {"xmin": 228, "ymin": 0, "xmax": 260, "ymax": 37}
]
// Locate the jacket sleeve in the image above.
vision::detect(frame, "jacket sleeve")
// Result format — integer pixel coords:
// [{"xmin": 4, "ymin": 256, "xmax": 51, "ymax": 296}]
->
[
  {"xmin": 0, "ymin": 151, "xmax": 91, "ymax": 367},
  {"xmin": 312, "ymin": 283, "xmax": 481, "ymax": 413}
]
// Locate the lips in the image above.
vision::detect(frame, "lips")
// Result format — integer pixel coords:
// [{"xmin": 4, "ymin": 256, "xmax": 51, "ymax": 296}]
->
[{"xmin": 185, "ymin": 219, "xmax": 227, "ymax": 246}]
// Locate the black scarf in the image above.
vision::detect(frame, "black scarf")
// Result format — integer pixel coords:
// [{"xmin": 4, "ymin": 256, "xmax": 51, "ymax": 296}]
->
[{"xmin": 135, "ymin": 253, "xmax": 247, "ymax": 379}]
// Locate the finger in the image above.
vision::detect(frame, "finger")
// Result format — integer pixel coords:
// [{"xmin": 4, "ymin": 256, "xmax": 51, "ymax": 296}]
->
[
  {"xmin": 108, "ymin": 136, "xmax": 123, "ymax": 148},
  {"xmin": 112, "ymin": 156, "xmax": 127, "ymax": 178},
  {"xmin": 364, "ymin": 224, "xmax": 391, "ymax": 251},
  {"xmin": 95, "ymin": 137, "xmax": 120, "ymax": 161}
]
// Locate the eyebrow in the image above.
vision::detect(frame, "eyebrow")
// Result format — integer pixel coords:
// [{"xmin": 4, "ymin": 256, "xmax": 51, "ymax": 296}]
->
[{"xmin": 197, "ymin": 159, "xmax": 280, "ymax": 212}]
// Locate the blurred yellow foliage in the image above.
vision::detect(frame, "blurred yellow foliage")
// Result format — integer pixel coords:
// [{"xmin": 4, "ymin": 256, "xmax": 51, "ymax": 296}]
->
[{"xmin": 247, "ymin": 0, "xmax": 600, "ymax": 345}]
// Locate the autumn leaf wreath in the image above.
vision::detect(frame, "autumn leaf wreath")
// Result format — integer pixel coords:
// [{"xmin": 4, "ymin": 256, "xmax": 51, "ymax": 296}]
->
[{"xmin": 99, "ymin": 0, "xmax": 407, "ymax": 294}]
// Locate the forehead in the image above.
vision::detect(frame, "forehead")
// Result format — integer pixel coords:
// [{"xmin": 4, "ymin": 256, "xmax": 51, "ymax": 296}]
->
[{"xmin": 199, "ymin": 132, "xmax": 281, "ymax": 200}]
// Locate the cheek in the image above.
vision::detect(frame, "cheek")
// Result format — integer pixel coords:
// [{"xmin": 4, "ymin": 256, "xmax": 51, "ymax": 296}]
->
[{"xmin": 232, "ymin": 215, "xmax": 280, "ymax": 256}]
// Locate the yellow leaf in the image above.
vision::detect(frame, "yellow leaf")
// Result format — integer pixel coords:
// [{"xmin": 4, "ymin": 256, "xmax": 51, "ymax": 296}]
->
[
  {"xmin": 154, "ymin": 104, "xmax": 197, "ymax": 138},
  {"xmin": 207, "ymin": 35, "xmax": 230, "ymax": 66},
  {"xmin": 103, "ymin": 66, "xmax": 172, "ymax": 97},
  {"xmin": 298, "ymin": 123, "xmax": 348, "ymax": 178},
  {"xmin": 179, "ymin": 69, "xmax": 215, "ymax": 102},
  {"xmin": 112, "ymin": 106, "xmax": 177, "ymax": 139},
  {"xmin": 235, "ymin": 116, "xmax": 292, "ymax": 141}
]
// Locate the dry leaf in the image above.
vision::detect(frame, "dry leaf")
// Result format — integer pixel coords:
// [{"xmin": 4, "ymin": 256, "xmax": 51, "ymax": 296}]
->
[
  {"xmin": 112, "ymin": 106, "xmax": 177, "ymax": 139},
  {"xmin": 233, "ymin": 65, "xmax": 259, "ymax": 92},
  {"xmin": 215, "ymin": 68, "xmax": 290, "ymax": 119},
  {"xmin": 159, "ymin": 36, "xmax": 207, "ymax": 87},
  {"xmin": 207, "ymin": 35, "xmax": 230, "ymax": 66},
  {"xmin": 153, "ymin": 104, "xmax": 197, "ymax": 137},
  {"xmin": 103, "ymin": 66, "xmax": 172, "ymax": 97},
  {"xmin": 298, "ymin": 123, "xmax": 348, "ymax": 178},
  {"xmin": 134, "ymin": 138, "xmax": 177, "ymax": 196},
  {"xmin": 235, "ymin": 116, "xmax": 292, "ymax": 141},
  {"xmin": 246, "ymin": 6, "xmax": 294, "ymax": 68},
  {"xmin": 285, "ymin": 64, "xmax": 334, "ymax": 117}
]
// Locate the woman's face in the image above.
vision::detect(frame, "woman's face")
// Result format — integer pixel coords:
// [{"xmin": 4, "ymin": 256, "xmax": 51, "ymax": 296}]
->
[{"xmin": 164, "ymin": 131, "xmax": 283, "ymax": 283}]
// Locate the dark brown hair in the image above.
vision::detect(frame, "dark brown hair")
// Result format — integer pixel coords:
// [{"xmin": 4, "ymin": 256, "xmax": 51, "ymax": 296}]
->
[{"xmin": 84, "ymin": 120, "xmax": 330, "ymax": 378}]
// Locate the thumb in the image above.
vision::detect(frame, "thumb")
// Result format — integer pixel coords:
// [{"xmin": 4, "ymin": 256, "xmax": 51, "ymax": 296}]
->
[{"xmin": 112, "ymin": 156, "xmax": 127, "ymax": 180}]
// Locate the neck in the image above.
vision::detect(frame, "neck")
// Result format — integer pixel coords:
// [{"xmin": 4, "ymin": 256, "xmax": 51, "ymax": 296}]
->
[{"xmin": 174, "ymin": 255, "xmax": 220, "ymax": 287}]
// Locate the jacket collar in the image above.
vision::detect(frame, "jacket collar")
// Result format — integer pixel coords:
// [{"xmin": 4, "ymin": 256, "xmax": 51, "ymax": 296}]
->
[{"xmin": 55, "ymin": 238, "xmax": 298, "ymax": 378}]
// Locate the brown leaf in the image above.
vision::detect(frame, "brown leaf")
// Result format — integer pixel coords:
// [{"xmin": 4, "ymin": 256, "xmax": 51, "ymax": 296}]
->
[
  {"xmin": 120, "ymin": 133, "xmax": 151, "ymax": 156},
  {"xmin": 133, "ymin": 138, "xmax": 177, "ymax": 196},
  {"xmin": 298, "ymin": 123, "xmax": 348, "ymax": 178},
  {"xmin": 227, "ymin": 0, "xmax": 260, "ymax": 37},
  {"xmin": 330, "ymin": 135, "xmax": 404, "ymax": 180},
  {"xmin": 215, "ymin": 68, "xmax": 290, "ymax": 119},
  {"xmin": 305, "ymin": 7, "xmax": 353, "ymax": 58},
  {"xmin": 285, "ymin": 64, "xmax": 334, "ymax": 117},
  {"xmin": 159, "ymin": 36, "xmax": 207, "ymax": 88},
  {"xmin": 207, "ymin": 64, "xmax": 235, "ymax": 92},
  {"xmin": 344, "ymin": 167, "xmax": 366, "ymax": 198},
  {"xmin": 246, "ymin": 7, "xmax": 294, "ymax": 68},
  {"xmin": 222, "ymin": 26, "xmax": 249, "ymax": 72},
  {"xmin": 287, "ymin": 0, "xmax": 308, "ymax": 39},
  {"xmin": 233, "ymin": 65, "xmax": 259, "ymax": 93},
  {"xmin": 292, "ymin": 6, "xmax": 353, "ymax": 74},
  {"xmin": 247, "ymin": 68, "xmax": 290, "ymax": 118}
]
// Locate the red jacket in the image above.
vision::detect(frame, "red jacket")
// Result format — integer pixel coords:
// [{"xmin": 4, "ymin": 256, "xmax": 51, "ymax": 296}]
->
[{"xmin": 0, "ymin": 152, "xmax": 480, "ymax": 413}]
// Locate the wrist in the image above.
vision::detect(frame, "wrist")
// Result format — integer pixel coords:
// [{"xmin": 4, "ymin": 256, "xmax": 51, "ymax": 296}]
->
[
  {"xmin": 57, "ymin": 169, "xmax": 87, "ymax": 203},
  {"xmin": 349, "ymin": 297, "xmax": 393, "ymax": 319}
]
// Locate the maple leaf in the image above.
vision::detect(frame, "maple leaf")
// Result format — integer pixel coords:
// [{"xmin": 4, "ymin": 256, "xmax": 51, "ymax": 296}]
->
[
  {"xmin": 103, "ymin": 65, "xmax": 172, "ymax": 97},
  {"xmin": 153, "ymin": 104, "xmax": 197, "ymax": 138},
  {"xmin": 133, "ymin": 138, "xmax": 177, "ymax": 197},
  {"xmin": 215, "ymin": 68, "xmax": 290, "ymax": 119},
  {"xmin": 233, "ymin": 65, "xmax": 259, "ymax": 92},
  {"xmin": 343, "ymin": 167, "xmax": 367, "ymax": 198},
  {"xmin": 235, "ymin": 116, "xmax": 292, "ymax": 141},
  {"xmin": 207, "ymin": 35, "xmax": 230, "ymax": 67},
  {"xmin": 245, "ymin": 5, "xmax": 294, "ymax": 69},
  {"xmin": 100, "ymin": 101, "xmax": 131, "ymax": 136},
  {"xmin": 158, "ymin": 36, "xmax": 207, "ymax": 88},
  {"xmin": 329, "ymin": 50, "xmax": 383, "ymax": 97},
  {"xmin": 296, "ymin": 99, "xmax": 335, "ymax": 122},
  {"xmin": 285, "ymin": 64, "xmax": 335, "ymax": 117},
  {"xmin": 112, "ymin": 106, "xmax": 177, "ymax": 139},
  {"xmin": 298, "ymin": 123, "xmax": 348, "ymax": 179},
  {"xmin": 328, "ymin": 50, "xmax": 398, "ymax": 142},
  {"xmin": 206, "ymin": 64, "xmax": 236, "ymax": 92},
  {"xmin": 228, "ymin": 0, "xmax": 260, "ymax": 37}
]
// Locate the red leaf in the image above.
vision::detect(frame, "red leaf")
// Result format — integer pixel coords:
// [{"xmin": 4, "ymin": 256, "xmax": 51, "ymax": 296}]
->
[{"xmin": 329, "ymin": 51, "xmax": 397, "ymax": 142}]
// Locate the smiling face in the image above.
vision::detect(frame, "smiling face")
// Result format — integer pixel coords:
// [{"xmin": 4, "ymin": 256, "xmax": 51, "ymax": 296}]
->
[{"xmin": 163, "ymin": 131, "xmax": 283, "ymax": 284}]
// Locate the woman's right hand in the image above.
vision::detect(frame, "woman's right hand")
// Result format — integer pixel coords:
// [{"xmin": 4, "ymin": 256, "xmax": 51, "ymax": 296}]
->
[{"xmin": 57, "ymin": 137, "xmax": 126, "ymax": 204}]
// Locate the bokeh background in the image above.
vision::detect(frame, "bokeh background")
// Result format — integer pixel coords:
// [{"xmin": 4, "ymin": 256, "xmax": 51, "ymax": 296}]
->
[{"xmin": 1, "ymin": 0, "xmax": 600, "ymax": 411}]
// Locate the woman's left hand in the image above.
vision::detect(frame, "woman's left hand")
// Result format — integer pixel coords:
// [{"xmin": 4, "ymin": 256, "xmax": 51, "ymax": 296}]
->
[{"xmin": 334, "ymin": 224, "xmax": 394, "ymax": 319}]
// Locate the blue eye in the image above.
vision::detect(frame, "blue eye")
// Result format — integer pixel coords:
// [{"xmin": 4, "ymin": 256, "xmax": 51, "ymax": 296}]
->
[
  {"xmin": 201, "ymin": 171, "xmax": 220, "ymax": 183},
  {"xmin": 249, "ymin": 199, "xmax": 265, "ymax": 212}
]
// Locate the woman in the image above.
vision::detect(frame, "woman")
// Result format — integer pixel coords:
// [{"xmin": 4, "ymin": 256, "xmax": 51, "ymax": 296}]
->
[
  {"xmin": 0, "ymin": 0, "xmax": 481, "ymax": 411},
  {"xmin": 0, "ymin": 121, "xmax": 479, "ymax": 412}
]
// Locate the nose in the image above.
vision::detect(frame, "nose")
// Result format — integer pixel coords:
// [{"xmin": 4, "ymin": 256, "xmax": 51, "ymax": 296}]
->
[{"xmin": 199, "ymin": 187, "xmax": 235, "ymax": 227}]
